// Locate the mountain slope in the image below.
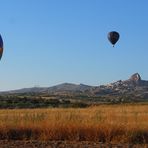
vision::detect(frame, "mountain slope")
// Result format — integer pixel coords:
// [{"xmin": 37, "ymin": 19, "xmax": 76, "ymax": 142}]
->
[{"xmin": 1, "ymin": 73, "xmax": 148, "ymax": 100}]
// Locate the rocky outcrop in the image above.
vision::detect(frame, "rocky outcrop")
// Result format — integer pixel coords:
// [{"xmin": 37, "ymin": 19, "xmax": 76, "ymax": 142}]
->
[
  {"xmin": 127, "ymin": 73, "xmax": 148, "ymax": 86},
  {"xmin": 92, "ymin": 73, "xmax": 148, "ymax": 99},
  {"xmin": 130, "ymin": 73, "xmax": 141, "ymax": 82}
]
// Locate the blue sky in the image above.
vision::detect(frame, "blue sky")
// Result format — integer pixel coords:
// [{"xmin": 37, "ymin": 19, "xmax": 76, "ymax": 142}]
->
[{"xmin": 0, "ymin": 0, "xmax": 148, "ymax": 90}]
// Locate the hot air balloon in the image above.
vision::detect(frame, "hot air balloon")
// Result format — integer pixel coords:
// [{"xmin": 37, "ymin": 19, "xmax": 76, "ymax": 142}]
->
[
  {"xmin": 0, "ymin": 34, "xmax": 3, "ymax": 60},
  {"xmin": 108, "ymin": 31, "xmax": 120, "ymax": 47}
]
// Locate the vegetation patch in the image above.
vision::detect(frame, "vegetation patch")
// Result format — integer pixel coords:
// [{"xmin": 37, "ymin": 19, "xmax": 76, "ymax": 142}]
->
[{"xmin": 0, "ymin": 104, "xmax": 147, "ymax": 143}]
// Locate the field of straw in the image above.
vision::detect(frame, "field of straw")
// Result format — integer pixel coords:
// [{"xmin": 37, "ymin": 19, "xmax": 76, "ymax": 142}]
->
[{"xmin": 0, "ymin": 104, "xmax": 147, "ymax": 144}]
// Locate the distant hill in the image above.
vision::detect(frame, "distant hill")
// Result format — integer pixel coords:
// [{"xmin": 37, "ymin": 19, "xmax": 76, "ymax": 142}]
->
[
  {"xmin": 1, "ymin": 73, "xmax": 148, "ymax": 102},
  {"xmin": 1, "ymin": 83, "xmax": 93, "ymax": 94},
  {"xmin": 92, "ymin": 73, "xmax": 148, "ymax": 100}
]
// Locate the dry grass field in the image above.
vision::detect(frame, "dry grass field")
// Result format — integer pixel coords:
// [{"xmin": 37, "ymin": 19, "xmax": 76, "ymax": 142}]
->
[{"xmin": 0, "ymin": 104, "xmax": 147, "ymax": 144}]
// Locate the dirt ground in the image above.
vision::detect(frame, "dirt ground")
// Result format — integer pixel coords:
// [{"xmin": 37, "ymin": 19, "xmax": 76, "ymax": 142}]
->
[{"xmin": 0, "ymin": 141, "xmax": 147, "ymax": 148}]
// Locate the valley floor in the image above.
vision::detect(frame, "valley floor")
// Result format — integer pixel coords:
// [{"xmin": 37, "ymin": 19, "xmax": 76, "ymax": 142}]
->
[{"xmin": 0, "ymin": 104, "xmax": 147, "ymax": 146}]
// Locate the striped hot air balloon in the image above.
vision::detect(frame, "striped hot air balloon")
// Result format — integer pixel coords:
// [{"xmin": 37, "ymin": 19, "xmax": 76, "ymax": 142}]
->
[{"xmin": 0, "ymin": 34, "xmax": 3, "ymax": 60}]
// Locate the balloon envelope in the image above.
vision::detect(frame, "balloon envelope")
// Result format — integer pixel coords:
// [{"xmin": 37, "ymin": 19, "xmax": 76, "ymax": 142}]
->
[
  {"xmin": 0, "ymin": 34, "xmax": 3, "ymax": 60},
  {"xmin": 108, "ymin": 31, "xmax": 120, "ymax": 46}
]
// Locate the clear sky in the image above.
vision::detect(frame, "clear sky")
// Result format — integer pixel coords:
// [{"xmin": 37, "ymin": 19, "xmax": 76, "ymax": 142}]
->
[{"xmin": 0, "ymin": 0, "xmax": 148, "ymax": 90}]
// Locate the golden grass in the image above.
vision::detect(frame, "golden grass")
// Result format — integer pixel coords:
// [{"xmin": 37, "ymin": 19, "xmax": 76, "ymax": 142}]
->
[{"xmin": 0, "ymin": 104, "xmax": 147, "ymax": 143}]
